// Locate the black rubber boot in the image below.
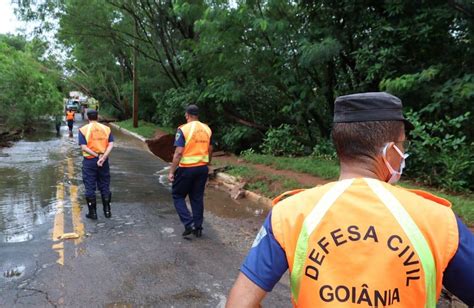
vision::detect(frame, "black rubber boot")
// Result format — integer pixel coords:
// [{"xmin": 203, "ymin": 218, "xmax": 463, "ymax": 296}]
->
[
  {"xmin": 194, "ymin": 227, "xmax": 203, "ymax": 238},
  {"xmin": 85, "ymin": 197, "xmax": 97, "ymax": 220},
  {"xmin": 182, "ymin": 226, "xmax": 195, "ymax": 237},
  {"xmin": 102, "ymin": 193, "xmax": 112, "ymax": 218}
]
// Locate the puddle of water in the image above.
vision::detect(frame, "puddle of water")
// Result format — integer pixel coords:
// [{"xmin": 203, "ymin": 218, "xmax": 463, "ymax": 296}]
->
[
  {"xmin": 105, "ymin": 126, "xmax": 268, "ymax": 220},
  {"xmin": 2, "ymin": 233, "xmax": 33, "ymax": 243},
  {"xmin": 0, "ymin": 118, "xmax": 268, "ymax": 245},
  {"xmin": 152, "ymin": 165, "xmax": 268, "ymax": 220},
  {"xmin": 155, "ymin": 166, "xmax": 171, "ymax": 188},
  {"xmin": 0, "ymin": 125, "xmax": 70, "ymax": 243},
  {"xmin": 204, "ymin": 188, "xmax": 269, "ymax": 219},
  {"xmin": 3, "ymin": 265, "xmax": 25, "ymax": 278}
]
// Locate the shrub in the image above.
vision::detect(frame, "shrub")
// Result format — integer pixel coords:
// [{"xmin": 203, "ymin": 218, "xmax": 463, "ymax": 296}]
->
[
  {"xmin": 220, "ymin": 125, "xmax": 258, "ymax": 153},
  {"xmin": 406, "ymin": 111, "xmax": 474, "ymax": 192},
  {"xmin": 312, "ymin": 139, "xmax": 337, "ymax": 160},
  {"xmin": 260, "ymin": 124, "xmax": 304, "ymax": 156}
]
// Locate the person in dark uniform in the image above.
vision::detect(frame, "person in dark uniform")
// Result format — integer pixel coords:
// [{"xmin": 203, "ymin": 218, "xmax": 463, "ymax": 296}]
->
[
  {"xmin": 168, "ymin": 105, "xmax": 213, "ymax": 237},
  {"xmin": 78, "ymin": 110, "xmax": 114, "ymax": 219},
  {"xmin": 54, "ymin": 114, "xmax": 62, "ymax": 136}
]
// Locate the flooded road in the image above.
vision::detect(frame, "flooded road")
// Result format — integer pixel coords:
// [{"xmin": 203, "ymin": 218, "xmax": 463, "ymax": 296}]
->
[{"xmin": 0, "ymin": 119, "xmax": 289, "ymax": 307}]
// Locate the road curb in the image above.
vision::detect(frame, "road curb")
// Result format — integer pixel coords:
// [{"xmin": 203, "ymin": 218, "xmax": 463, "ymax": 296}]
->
[
  {"xmin": 211, "ymin": 172, "xmax": 272, "ymax": 208},
  {"xmin": 109, "ymin": 123, "xmax": 147, "ymax": 142}
]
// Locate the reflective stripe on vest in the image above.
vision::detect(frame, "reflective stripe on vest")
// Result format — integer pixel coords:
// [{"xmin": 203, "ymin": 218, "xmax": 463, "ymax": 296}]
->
[
  {"xmin": 289, "ymin": 178, "xmax": 436, "ymax": 307},
  {"xmin": 290, "ymin": 179, "xmax": 354, "ymax": 302},
  {"xmin": 179, "ymin": 121, "xmax": 211, "ymax": 167},
  {"xmin": 185, "ymin": 121, "xmax": 197, "ymax": 146},
  {"xmin": 180, "ymin": 155, "xmax": 210, "ymax": 164},
  {"xmin": 365, "ymin": 178, "xmax": 436, "ymax": 308}
]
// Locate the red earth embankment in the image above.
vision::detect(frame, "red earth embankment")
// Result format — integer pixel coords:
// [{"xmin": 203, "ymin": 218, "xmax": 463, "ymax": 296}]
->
[{"xmin": 145, "ymin": 130, "xmax": 175, "ymax": 162}]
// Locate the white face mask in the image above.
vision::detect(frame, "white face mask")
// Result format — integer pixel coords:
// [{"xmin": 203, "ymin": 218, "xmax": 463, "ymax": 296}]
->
[{"xmin": 382, "ymin": 143, "xmax": 409, "ymax": 184}]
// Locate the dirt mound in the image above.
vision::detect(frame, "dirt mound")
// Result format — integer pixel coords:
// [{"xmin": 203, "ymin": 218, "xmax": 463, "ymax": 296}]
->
[
  {"xmin": 0, "ymin": 129, "xmax": 22, "ymax": 148},
  {"xmin": 146, "ymin": 132, "xmax": 175, "ymax": 162}
]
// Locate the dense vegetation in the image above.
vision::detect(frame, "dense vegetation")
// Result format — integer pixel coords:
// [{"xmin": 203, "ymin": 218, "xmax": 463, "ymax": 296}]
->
[
  {"xmin": 0, "ymin": 34, "xmax": 63, "ymax": 130},
  {"xmin": 15, "ymin": 1, "xmax": 474, "ymax": 191}
]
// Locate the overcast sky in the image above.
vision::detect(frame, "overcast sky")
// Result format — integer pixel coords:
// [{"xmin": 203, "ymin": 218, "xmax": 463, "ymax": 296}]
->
[{"xmin": 0, "ymin": 1, "xmax": 26, "ymax": 34}]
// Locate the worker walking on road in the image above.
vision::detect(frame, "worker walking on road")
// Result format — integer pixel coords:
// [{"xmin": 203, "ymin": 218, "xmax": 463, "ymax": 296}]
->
[
  {"xmin": 79, "ymin": 110, "xmax": 114, "ymax": 220},
  {"xmin": 66, "ymin": 108, "xmax": 75, "ymax": 136},
  {"xmin": 54, "ymin": 114, "xmax": 62, "ymax": 137},
  {"xmin": 227, "ymin": 92, "xmax": 474, "ymax": 307},
  {"xmin": 168, "ymin": 105, "xmax": 213, "ymax": 238}
]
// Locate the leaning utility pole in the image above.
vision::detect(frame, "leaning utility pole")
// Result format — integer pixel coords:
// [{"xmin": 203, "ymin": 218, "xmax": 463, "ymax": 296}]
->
[{"xmin": 132, "ymin": 19, "xmax": 139, "ymax": 128}]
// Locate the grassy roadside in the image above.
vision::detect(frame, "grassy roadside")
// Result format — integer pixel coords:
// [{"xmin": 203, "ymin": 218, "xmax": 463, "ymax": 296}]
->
[
  {"xmin": 242, "ymin": 152, "xmax": 339, "ymax": 179},
  {"xmin": 232, "ymin": 153, "xmax": 474, "ymax": 226},
  {"xmin": 115, "ymin": 119, "xmax": 174, "ymax": 139}
]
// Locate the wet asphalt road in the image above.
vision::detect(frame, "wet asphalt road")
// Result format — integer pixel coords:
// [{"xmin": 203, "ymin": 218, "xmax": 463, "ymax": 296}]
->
[{"xmin": 0, "ymin": 119, "xmax": 290, "ymax": 307}]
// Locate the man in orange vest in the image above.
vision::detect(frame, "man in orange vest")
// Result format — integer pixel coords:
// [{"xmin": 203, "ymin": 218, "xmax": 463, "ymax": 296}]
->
[
  {"xmin": 226, "ymin": 92, "xmax": 474, "ymax": 307},
  {"xmin": 66, "ymin": 108, "xmax": 75, "ymax": 135},
  {"xmin": 168, "ymin": 105, "xmax": 213, "ymax": 238},
  {"xmin": 78, "ymin": 110, "xmax": 114, "ymax": 220}
]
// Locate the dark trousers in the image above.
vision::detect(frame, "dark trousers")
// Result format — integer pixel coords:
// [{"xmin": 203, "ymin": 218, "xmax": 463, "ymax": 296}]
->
[
  {"xmin": 67, "ymin": 120, "xmax": 74, "ymax": 131},
  {"xmin": 55, "ymin": 122, "xmax": 61, "ymax": 135},
  {"xmin": 172, "ymin": 165, "xmax": 208, "ymax": 228},
  {"xmin": 82, "ymin": 158, "xmax": 111, "ymax": 198}
]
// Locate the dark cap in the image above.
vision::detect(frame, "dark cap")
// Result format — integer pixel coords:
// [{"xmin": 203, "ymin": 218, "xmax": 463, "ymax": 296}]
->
[
  {"xmin": 333, "ymin": 92, "xmax": 414, "ymax": 130},
  {"xmin": 87, "ymin": 109, "xmax": 98, "ymax": 117},
  {"xmin": 185, "ymin": 104, "xmax": 199, "ymax": 116}
]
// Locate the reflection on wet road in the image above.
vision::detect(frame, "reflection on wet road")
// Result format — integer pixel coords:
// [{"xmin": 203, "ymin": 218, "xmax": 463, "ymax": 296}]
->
[
  {"xmin": 0, "ymin": 118, "xmax": 288, "ymax": 307},
  {"xmin": 0, "ymin": 127, "xmax": 65, "ymax": 243},
  {"xmin": 0, "ymin": 119, "xmax": 266, "ymax": 247}
]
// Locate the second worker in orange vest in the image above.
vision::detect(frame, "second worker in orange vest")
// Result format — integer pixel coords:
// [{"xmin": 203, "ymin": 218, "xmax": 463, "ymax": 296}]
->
[
  {"xmin": 66, "ymin": 108, "xmax": 75, "ymax": 135},
  {"xmin": 168, "ymin": 105, "xmax": 213, "ymax": 238}
]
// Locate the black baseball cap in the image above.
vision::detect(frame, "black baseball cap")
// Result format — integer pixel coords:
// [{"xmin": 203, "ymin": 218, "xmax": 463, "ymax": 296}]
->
[
  {"xmin": 185, "ymin": 104, "xmax": 199, "ymax": 116},
  {"xmin": 87, "ymin": 109, "xmax": 98, "ymax": 117},
  {"xmin": 333, "ymin": 92, "xmax": 414, "ymax": 130}
]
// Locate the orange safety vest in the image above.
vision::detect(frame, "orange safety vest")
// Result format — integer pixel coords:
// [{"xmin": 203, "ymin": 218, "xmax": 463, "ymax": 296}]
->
[
  {"xmin": 178, "ymin": 121, "xmax": 212, "ymax": 167},
  {"xmin": 78, "ymin": 122, "xmax": 111, "ymax": 159},
  {"xmin": 271, "ymin": 178, "xmax": 458, "ymax": 308},
  {"xmin": 66, "ymin": 111, "xmax": 75, "ymax": 121}
]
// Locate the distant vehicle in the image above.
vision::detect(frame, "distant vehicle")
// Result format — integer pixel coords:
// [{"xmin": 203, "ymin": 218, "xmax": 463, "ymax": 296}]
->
[{"xmin": 66, "ymin": 100, "xmax": 80, "ymax": 112}]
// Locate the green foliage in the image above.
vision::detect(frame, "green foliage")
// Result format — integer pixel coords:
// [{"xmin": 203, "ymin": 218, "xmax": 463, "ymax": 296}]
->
[
  {"xmin": 155, "ymin": 85, "xmax": 200, "ymax": 128},
  {"xmin": 312, "ymin": 139, "xmax": 337, "ymax": 160},
  {"xmin": 15, "ymin": 0, "xmax": 474, "ymax": 194},
  {"xmin": 406, "ymin": 111, "xmax": 474, "ymax": 192},
  {"xmin": 300, "ymin": 38, "xmax": 342, "ymax": 68},
  {"xmin": 225, "ymin": 165, "xmax": 254, "ymax": 179},
  {"xmin": 242, "ymin": 152, "xmax": 339, "ymax": 180},
  {"xmin": 245, "ymin": 181, "xmax": 273, "ymax": 198},
  {"xmin": 0, "ymin": 35, "xmax": 63, "ymax": 129},
  {"xmin": 260, "ymin": 124, "xmax": 304, "ymax": 156},
  {"xmin": 380, "ymin": 66, "xmax": 441, "ymax": 95},
  {"xmin": 220, "ymin": 126, "xmax": 257, "ymax": 153}
]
